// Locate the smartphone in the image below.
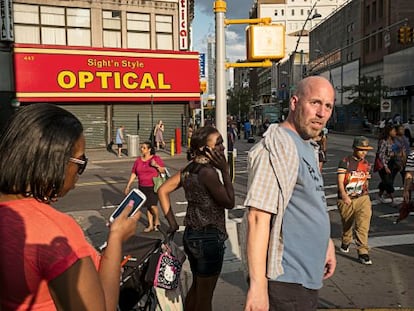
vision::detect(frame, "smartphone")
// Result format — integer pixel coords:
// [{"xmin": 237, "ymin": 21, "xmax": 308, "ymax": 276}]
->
[{"xmin": 109, "ymin": 188, "xmax": 147, "ymax": 223}]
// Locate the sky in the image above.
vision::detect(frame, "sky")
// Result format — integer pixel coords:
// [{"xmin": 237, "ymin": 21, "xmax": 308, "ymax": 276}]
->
[{"xmin": 192, "ymin": 0, "xmax": 254, "ymax": 62}]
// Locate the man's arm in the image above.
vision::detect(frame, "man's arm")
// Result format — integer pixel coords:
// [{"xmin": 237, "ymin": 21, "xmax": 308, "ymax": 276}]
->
[
  {"xmin": 337, "ymin": 173, "xmax": 351, "ymax": 205},
  {"xmin": 403, "ymin": 171, "xmax": 413, "ymax": 203},
  {"xmin": 244, "ymin": 207, "xmax": 272, "ymax": 311},
  {"xmin": 323, "ymin": 239, "xmax": 337, "ymax": 279}
]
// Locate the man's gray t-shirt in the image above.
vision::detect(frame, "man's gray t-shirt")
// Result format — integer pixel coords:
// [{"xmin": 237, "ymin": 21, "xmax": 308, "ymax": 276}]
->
[{"xmin": 275, "ymin": 128, "xmax": 330, "ymax": 289}]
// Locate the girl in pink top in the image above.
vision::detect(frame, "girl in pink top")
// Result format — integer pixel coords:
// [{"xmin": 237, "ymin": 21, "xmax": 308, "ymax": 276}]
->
[{"xmin": 124, "ymin": 140, "xmax": 166, "ymax": 232}]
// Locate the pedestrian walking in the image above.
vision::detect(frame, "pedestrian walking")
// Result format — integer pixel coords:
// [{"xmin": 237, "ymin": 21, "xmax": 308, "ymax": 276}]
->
[
  {"xmin": 154, "ymin": 120, "xmax": 166, "ymax": 150},
  {"xmin": 116, "ymin": 125, "xmax": 125, "ymax": 157},
  {"xmin": 0, "ymin": 103, "xmax": 139, "ymax": 310},
  {"xmin": 337, "ymin": 136, "xmax": 374, "ymax": 265},
  {"xmin": 124, "ymin": 141, "xmax": 166, "ymax": 232},
  {"xmin": 377, "ymin": 125, "xmax": 399, "ymax": 203},
  {"xmin": 395, "ymin": 124, "xmax": 410, "ymax": 184},
  {"xmin": 315, "ymin": 127, "xmax": 328, "ymax": 172},
  {"xmin": 158, "ymin": 126, "xmax": 235, "ymax": 311},
  {"xmin": 244, "ymin": 76, "xmax": 337, "ymax": 311}
]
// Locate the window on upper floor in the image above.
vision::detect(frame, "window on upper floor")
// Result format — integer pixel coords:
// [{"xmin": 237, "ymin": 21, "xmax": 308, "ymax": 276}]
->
[
  {"xmin": 127, "ymin": 12, "xmax": 150, "ymax": 49},
  {"xmin": 291, "ymin": 9, "xmax": 295, "ymax": 16},
  {"xmin": 274, "ymin": 9, "xmax": 278, "ymax": 16},
  {"xmin": 379, "ymin": 0, "xmax": 384, "ymax": 18},
  {"xmin": 372, "ymin": 1, "xmax": 377, "ymax": 22},
  {"xmin": 155, "ymin": 15, "xmax": 173, "ymax": 50},
  {"xmin": 301, "ymin": 9, "xmax": 304, "ymax": 16},
  {"xmin": 281, "ymin": 9, "xmax": 284, "ymax": 16},
  {"xmin": 377, "ymin": 30, "xmax": 383, "ymax": 49},
  {"xmin": 371, "ymin": 33, "xmax": 376, "ymax": 52},
  {"xmin": 13, "ymin": 4, "xmax": 90, "ymax": 46},
  {"xmin": 103, "ymin": 10, "xmax": 121, "ymax": 48},
  {"xmin": 365, "ymin": 5, "xmax": 370, "ymax": 25}
]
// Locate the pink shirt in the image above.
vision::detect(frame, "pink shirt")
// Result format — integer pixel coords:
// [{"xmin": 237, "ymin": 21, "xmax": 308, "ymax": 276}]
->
[
  {"xmin": 0, "ymin": 198, "xmax": 100, "ymax": 311},
  {"xmin": 131, "ymin": 155, "xmax": 164, "ymax": 187}
]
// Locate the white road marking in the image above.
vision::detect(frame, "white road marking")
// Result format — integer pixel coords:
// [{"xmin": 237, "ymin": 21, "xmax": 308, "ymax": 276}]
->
[
  {"xmin": 176, "ymin": 201, "xmax": 188, "ymax": 205},
  {"xmin": 368, "ymin": 234, "xmax": 414, "ymax": 248}
]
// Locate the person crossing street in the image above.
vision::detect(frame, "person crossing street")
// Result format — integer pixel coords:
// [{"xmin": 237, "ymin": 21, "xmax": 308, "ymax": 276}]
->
[{"xmin": 337, "ymin": 136, "xmax": 374, "ymax": 265}]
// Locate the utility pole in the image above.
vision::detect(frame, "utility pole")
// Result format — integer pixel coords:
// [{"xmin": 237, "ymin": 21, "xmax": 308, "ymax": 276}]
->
[{"xmin": 214, "ymin": 0, "xmax": 227, "ymax": 154}]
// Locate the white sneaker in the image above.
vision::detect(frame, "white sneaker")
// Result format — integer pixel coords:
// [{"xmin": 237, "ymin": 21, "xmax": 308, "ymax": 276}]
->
[{"xmin": 378, "ymin": 195, "xmax": 392, "ymax": 204}]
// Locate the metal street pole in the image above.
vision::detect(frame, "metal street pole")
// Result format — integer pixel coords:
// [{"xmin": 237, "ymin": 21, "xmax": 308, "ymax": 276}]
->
[{"xmin": 214, "ymin": 0, "xmax": 227, "ymax": 155}]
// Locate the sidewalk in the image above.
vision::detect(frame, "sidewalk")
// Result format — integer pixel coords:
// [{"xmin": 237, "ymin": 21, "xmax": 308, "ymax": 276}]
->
[{"xmin": 70, "ymin": 146, "xmax": 414, "ymax": 311}]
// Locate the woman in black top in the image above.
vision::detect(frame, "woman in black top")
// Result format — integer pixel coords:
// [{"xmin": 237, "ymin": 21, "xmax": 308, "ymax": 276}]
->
[{"xmin": 158, "ymin": 126, "xmax": 235, "ymax": 311}]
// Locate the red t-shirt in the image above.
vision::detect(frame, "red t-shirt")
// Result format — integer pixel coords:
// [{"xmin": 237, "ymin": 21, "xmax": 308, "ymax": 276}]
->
[
  {"xmin": 131, "ymin": 155, "xmax": 165, "ymax": 187},
  {"xmin": 337, "ymin": 156, "xmax": 371, "ymax": 199},
  {"xmin": 0, "ymin": 198, "xmax": 100, "ymax": 310}
]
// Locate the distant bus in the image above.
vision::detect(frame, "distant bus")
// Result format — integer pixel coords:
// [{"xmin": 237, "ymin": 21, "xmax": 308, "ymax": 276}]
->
[{"xmin": 256, "ymin": 104, "xmax": 280, "ymax": 124}]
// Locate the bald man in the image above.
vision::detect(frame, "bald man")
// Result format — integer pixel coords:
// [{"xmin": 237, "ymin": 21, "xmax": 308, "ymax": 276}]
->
[{"xmin": 244, "ymin": 76, "xmax": 337, "ymax": 311}]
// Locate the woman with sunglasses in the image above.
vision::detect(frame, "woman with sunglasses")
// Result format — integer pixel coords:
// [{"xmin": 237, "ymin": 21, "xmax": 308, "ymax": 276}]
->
[{"xmin": 0, "ymin": 103, "xmax": 140, "ymax": 310}]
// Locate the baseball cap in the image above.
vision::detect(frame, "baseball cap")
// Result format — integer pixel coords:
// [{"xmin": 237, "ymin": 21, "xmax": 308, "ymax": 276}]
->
[{"xmin": 352, "ymin": 136, "xmax": 373, "ymax": 150}]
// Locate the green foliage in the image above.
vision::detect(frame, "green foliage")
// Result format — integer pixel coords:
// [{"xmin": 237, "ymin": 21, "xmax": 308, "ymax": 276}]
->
[{"xmin": 227, "ymin": 87, "xmax": 253, "ymax": 119}]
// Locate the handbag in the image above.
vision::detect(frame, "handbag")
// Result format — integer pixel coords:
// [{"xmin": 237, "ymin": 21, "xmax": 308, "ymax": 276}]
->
[
  {"xmin": 153, "ymin": 168, "xmax": 171, "ymax": 193},
  {"xmin": 373, "ymin": 153, "xmax": 384, "ymax": 172},
  {"xmin": 153, "ymin": 174, "xmax": 167, "ymax": 193},
  {"xmin": 145, "ymin": 242, "xmax": 183, "ymax": 290}
]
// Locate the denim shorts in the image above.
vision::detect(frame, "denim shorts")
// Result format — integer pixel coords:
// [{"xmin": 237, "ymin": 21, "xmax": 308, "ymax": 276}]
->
[{"xmin": 183, "ymin": 226, "xmax": 226, "ymax": 277}]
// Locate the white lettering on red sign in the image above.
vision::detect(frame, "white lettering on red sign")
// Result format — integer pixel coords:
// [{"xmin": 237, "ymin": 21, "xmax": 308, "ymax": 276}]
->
[{"xmin": 179, "ymin": 0, "xmax": 188, "ymax": 50}]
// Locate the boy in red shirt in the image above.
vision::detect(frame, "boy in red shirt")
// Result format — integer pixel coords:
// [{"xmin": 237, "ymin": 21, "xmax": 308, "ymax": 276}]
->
[{"xmin": 337, "ymin": 136, "xmax": 374, "ymax": 265}]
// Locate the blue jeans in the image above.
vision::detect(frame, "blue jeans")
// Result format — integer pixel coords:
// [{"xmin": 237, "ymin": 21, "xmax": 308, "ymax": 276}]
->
[{"xmin": 183, "ymin": 226, "xmax": 226, "ymax": 277}]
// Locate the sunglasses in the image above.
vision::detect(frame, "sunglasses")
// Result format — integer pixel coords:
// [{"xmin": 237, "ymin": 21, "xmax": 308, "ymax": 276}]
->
[{"xmin": 69, "ymin": 154, "xmax": 88, "ymax": 175}]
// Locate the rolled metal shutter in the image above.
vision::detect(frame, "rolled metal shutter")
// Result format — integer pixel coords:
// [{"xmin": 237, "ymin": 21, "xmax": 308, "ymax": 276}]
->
[
  {"xmin": 112, "ymin": 103, "xmax": 188, "ymax": 146},
  {"xmin": 59, "ymin": 104, "xmax": 106, "ymax": 149}
]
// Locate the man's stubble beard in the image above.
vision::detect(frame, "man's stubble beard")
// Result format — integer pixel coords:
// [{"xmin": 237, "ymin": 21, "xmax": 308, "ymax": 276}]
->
[{"xmin": 293, "ymin": 105, "xmax": 324, "ymax": 140}]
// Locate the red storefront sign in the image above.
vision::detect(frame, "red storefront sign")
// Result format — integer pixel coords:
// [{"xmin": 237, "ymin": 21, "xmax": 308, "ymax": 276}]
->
[{"xmin": 14, "ymin": 44, "xmax": 200, "ymax": 102}]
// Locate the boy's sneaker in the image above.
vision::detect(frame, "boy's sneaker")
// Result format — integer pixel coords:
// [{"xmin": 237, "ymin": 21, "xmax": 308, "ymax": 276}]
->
[
  {"xmin": 378, "ymin": 195, "xmax": 392, "ymax": 204},
  {"xmin": 339, "ymin": 243, "xmax": 350, "ymax": 253},
  {"xmin": 358, "ymin": 254, "xmax": 372, "ymax": 265}
]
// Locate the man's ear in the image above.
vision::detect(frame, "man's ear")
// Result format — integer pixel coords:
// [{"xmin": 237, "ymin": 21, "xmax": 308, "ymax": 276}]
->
[{"xmin": 290, "ymin": 95, "xmax": 299, "ymax": 111}]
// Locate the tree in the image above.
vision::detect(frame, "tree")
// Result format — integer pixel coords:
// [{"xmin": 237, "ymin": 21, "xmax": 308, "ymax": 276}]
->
[{"xmin": 227, "ymin": 86, "xmax": 253, "ymax": 120}]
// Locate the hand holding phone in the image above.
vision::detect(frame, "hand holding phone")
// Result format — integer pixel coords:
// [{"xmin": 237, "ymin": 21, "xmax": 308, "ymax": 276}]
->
[{"xmin": 109, "ymin": 188, "xmax": 147, "ymax": 223}]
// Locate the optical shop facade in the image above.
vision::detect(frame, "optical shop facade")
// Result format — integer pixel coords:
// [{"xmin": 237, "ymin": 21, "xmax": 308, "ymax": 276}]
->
[
  {"xmin": 9, "ymin": 0, "xmax": 198, "ymax": 148},
  {"xmin": 14, "ymin": 44, "xmax": 200, "ymax": 148}
]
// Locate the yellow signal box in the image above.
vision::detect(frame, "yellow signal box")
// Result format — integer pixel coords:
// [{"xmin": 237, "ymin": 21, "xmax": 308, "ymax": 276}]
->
[
  {"xmin": 200, "ymin": 81, "xmax": 207, "ymax": 94},
  {"xmin": 246, "ymin": 24, "xmax": 285, "ymax": 61}
]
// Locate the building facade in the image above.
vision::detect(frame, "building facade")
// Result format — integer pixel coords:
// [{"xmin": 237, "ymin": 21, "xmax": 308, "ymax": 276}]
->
[
  {"xmin": 1, "ymin": 0, "xmax": 198, "ymax": 148},
  {"xmin": 309, "ymin": 0, "xmax": 414, "ymax": 130},
  {"xmin": 247, "ymin": 0, "xmax": 348, "ymax": 123}
]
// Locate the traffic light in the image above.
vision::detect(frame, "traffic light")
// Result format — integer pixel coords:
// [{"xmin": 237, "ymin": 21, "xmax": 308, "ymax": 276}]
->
[
  {"xmin": 200, "ymin": 81, "xmax": 207, "ymax": 94},
  {"xmin": 398, "ymin": 26, "xmax": 406, "ymax": 44},
  {"xmin": 407, "ymin": 26, "xmax": 413, "ymax": 44},
  {"xmin": 398, "ymin": 26, "xmax": 412, "ymax": 44}
]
